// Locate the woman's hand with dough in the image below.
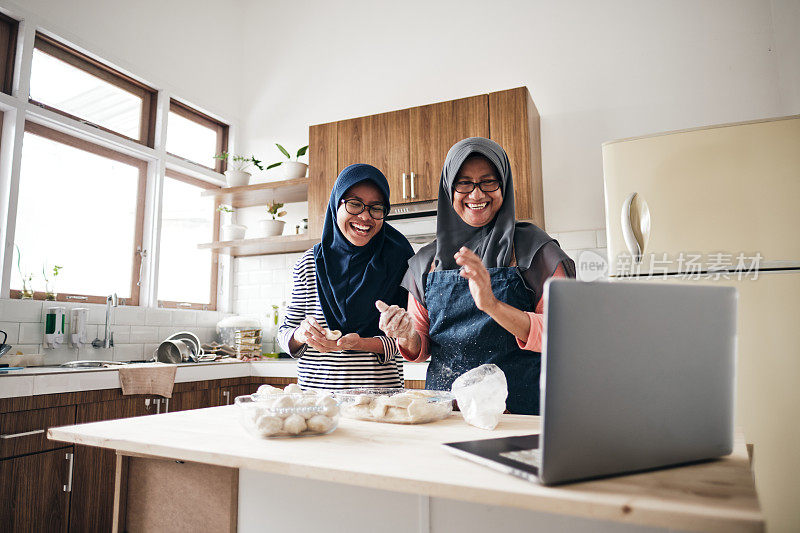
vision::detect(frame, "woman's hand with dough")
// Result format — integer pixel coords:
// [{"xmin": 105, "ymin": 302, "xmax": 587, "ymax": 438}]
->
[
  {"xmin": 375, "ymin": 300, "xmax": 414, "ymax": 340},
  {"xmin": 293, "ymin": 316, "xmax": 340, "ymax": 352},
  {"xmin": 454, "ymin": 247, "xmax": 499, "ymax": 313}
]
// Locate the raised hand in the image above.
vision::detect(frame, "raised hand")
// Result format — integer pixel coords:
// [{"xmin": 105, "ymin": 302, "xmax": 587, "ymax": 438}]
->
[
  {"xmin": 375, "ymin": 300, "xmax": 414, "ymax": 340},
  {"xmin": 454, "ymin": 246, "xmax": 498, "ymax": 313},
  {"xmin": 292, "ymin": 316, "xmax": 341, "ymax": 353}
]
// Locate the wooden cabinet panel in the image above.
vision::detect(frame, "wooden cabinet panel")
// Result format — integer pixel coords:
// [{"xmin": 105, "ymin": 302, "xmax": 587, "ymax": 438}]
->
[
  {"xmin": 409, "ymin": 94, "xmax": 489, "ymax": 202},
  {"xmin": 0, "ymin": 405, "xmax": 75, "ymax": 459},
  {"xmin": 489, "ymin": 87, "xmax": 542, "ymax": 225},
  {"xmin": 69, "ymin": 396, "xmax": 153, "ymax": 533},
  {"xmin": 308, "ymin": 121, "xmax": 338, "ymax": 238},
  {"xmin": 170, "ymin": 389, "xmax": 212, "ymax": 412},
  {"xmin": 0, "ymin": 447, "xmax": 72, "ymax": 532},
  {"xmin": 337, "ymin": 109, "xmax": 410, "ymax": 206}
]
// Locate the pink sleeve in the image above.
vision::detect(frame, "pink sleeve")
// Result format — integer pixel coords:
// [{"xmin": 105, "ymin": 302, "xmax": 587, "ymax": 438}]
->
[
  {"xmin": 398, "ymin": 293, "xmax": 432, "ymax": 362},
  {"xmin": 516, "ymin": 264, "xmax": 567, "ymax": 352}
]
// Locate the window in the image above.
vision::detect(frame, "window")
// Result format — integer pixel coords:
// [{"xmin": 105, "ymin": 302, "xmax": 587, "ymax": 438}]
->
[
  {"xmin": 11, "ymin": 122, "xmax": 146, "ymax": 304},
  {"xmin": 157, "ymin": 170, "xmax": 219, "ymax": 309},
  {"xmin": 167, "ymin": 99, "xmax": 228, "ymax": 171},
  {"xmin": 0, "ymin": 13, "xmax": 18, "ymax": 95},
  {"xmin": 29, "ymin": 33, "xmax": 157, "ymax": 146}
]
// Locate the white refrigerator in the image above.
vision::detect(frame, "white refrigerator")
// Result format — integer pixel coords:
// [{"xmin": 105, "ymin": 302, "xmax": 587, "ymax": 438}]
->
[{"xmin": 602, "ymin": 115, "xmax": 800, "ymax": 533}]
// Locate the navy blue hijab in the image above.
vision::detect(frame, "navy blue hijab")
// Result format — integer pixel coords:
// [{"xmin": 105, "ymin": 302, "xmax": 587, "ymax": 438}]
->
[{"xmin": 314, "ymin": 164, "xmax": 414, "ymax": 338}]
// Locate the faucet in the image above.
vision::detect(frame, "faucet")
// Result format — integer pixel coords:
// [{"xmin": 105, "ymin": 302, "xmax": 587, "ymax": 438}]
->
[{"xmin": 92, "ymin": 293, "xmax": 118, "ymax": 348}]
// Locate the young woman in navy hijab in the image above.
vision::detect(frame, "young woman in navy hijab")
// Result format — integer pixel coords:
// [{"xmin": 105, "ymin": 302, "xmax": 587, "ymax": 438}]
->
[{"xmin": 277, "ymin": 164, "xmax": 414, "ymax": 390}]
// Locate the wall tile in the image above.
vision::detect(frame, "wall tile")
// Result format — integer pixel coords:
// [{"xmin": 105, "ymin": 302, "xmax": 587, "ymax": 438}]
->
[
  {"xmin": 237, "ymin": 257, "xmax": 262, "ymax": 272},
  {"xmin": 115, "ymin": 306, "xmax": 146, "ymax": 325},
  {"xmin": 130, "ymin": 325, "xmax": 160, "ymax": 344},
  {"xmin": 196, "ymin": 311, "xmax": 221, "ymax": 327},
  {"xmin": 143, "ymin": 343, "xmax": 159, "ymax": 359},
  {"xmin": 145, "ymin": 309, "xmax": 172, "ymax": 326},
  {"xmin": 111, "ymin": 325, "xmax": 131, "ymax": 344},
  {"xmin": 250, "ymin": 271, "xmax": 272, "ymax": 284},
  {"xmin": 114, "ymin": 344, "xmax": 144, "ymax": 362},
  {"xmin": 260, "ymin": 255, "xmax": 285, "ymax": 270},
  {"xmin": 555, "ymin": 230, "xmax": 597, "ymax": 250},
  {"xmin": 172, "ymin": 310, "xmax": 197, "ymax": 327},
  {"xmin": 1, "ymin": 299, "xmax": 43, "ymax": 322},
  {"xmin": 0, "ymin": 322, "xmax": 20, "ymax": 344},
  {"xmin": 158, "ymin": 326, "xmax": 181, "ymax": 339},
  {"xmin": 6, "ymin": 344, "xmax": 41, "ymax": 356},
  {"xmin": 19, "ymin": 322, "xmax": 43, "ymax": 344}
]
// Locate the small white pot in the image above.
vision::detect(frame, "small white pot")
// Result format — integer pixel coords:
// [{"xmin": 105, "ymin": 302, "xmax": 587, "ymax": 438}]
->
[
  {"xmin": 221, "ymin": 223, "xmax": 247, "ymax": 241},
  {"xmin": 224, "ymin": 169, "xmax": 251, "ymax": 187},
  {"xmin": 281, "ymin": 162, "xmax": 308, "ymax": 179},
  {"xmin": 260, "ymin": 219, "xmax": 286, "ymax": 237}
]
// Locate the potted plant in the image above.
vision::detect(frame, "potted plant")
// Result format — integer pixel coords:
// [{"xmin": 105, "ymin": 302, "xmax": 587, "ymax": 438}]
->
[
  {"xmin": 15, "ymin": 245, "xmax": 34, "ymax": 299},
  {"xmin": 43, "ymin": 264, "xmax": 63, "ymax": 301},
  {"xmin": 260, "ymin": 202, "xmax": 287, "ymax": 237},
  {"xmin": 214, "ymin": 152, "xmax": 264, "ymax": 188},
  {"xmin": 266, "ymin": 144, "xmax": 308, "ymax": 179},
  {"xmin": 218, "ymin": 205, "xmax": 247, "ymax": 241}
]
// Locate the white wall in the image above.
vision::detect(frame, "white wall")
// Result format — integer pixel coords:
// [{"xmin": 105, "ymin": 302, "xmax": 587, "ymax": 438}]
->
[
  {"xmin": 3, "ymin": 0, "xmax": 241, "ymax": 124},
  {"xmin": 237, "ymin": 0, "xmax": 796, "ymax": 234}
]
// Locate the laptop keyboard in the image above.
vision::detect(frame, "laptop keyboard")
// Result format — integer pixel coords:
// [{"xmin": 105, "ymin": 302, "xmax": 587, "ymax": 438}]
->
[{"xmin": 500, "ymin": 448, "xmax": 541, "ymax": 467}]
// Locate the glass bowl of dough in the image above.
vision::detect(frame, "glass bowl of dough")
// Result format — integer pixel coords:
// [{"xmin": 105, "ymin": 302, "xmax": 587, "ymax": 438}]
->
[
  {"xmin": 334, "ymin": 388, "xmax": 454, "ymax": 424},
  {"xmin": 236, "ymin": 384, "xmax": 340, "ymax": 438}
]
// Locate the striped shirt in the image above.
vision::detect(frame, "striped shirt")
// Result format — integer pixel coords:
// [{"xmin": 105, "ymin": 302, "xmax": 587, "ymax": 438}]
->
[{"xmin": 277, "ymin": 248, "xmax": 404, "ymax": 390}]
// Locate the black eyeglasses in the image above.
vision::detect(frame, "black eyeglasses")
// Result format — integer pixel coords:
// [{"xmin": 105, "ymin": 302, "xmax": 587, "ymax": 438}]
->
[
  {"xmin": 340, "ymin": 198, "xmax": 388, "ymax": 220},
  {"xmin": 453, "ymin": 179, "xmax": 501, "ymax": 194}
]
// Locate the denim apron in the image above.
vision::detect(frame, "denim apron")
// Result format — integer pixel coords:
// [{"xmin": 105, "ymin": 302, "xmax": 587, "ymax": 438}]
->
[{"xmin": 425, "ymin": 267, "xmax": 541, "ymax": 415}]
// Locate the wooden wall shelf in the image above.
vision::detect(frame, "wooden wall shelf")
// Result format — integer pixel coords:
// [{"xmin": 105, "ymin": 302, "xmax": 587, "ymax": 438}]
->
[
  {"xmin": 198, "ymin": 234, "xmax": 318, "ymax": 257},
  {"xmin": 202, "ymin": 178, "xmax": 309, "ymax": 208}
]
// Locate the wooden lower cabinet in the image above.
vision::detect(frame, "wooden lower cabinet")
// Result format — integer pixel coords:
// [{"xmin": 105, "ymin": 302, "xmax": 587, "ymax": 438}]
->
[
  {"xmin": 69, "ymin": 396, "xmax": 156, "ymax": 533},
  {"xmin": 0, "ymin": 446, "xmax": 73, "ymax": 532}
]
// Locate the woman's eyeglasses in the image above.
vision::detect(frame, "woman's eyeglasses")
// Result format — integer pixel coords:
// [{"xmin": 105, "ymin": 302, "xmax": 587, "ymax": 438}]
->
[
  {"xmin": 340, "ymin": 199, "xmax": 388, "ymax": 220},
  {"xmin": 453, "ymin": 179, "xmax": 501, "ymax": 194}
]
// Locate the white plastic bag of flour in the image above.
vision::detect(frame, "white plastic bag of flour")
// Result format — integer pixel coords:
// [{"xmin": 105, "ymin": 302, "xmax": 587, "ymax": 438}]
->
[{"xmin": 451, "ymin": 364, "xmax": 508, "ymax": 430}]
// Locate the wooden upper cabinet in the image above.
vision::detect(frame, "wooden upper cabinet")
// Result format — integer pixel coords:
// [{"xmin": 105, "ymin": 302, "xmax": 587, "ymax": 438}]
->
[
  {"xmin": 489, "ymin": 87, "xmax": 543, "ymax": 226},
  {"xmin": 337, "ymin": 109, "xmax": 410, "ymax": 206},
  {"xmin": 409, "ymin": 95, "xmax": 489, "ymax": 202}
]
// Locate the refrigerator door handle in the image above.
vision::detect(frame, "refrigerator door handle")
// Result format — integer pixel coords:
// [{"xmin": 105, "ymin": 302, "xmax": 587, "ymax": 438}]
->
[{"xmin": 621, "ymin": 192, "xmax": 650, "ymax": 262}]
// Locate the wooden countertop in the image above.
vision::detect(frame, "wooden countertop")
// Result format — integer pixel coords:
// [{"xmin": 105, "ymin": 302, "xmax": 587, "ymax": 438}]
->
[{"xmin": 48, "ymin": 408, "xmax": 762, "ymax": 532}]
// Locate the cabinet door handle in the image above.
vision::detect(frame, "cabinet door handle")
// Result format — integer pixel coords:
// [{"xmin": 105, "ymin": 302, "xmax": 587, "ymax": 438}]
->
[
  {"xmin": 63, "ymin": 452, "xmax": 74, "ymax": 492},
  {"xmin": 401, "ymin": 173, "xmax": 407, "ymax": 199},
  {"xmin": 223, "ymin": 390, "xmax": 230, "ymax": 405},
  {"xmin": 163, "ymin": 398, "xmax": 170, "ymax": 413},
  {"xmin": 1, "ymin": 429, "xmax": 45, "ymax": 439},
  {"xmin": 155, "ymin": 398, "xmax": 161, "ymax": 414},
  {"xmin": 410, "ymin": 172, "xmax": 416, "ymax": 199}
]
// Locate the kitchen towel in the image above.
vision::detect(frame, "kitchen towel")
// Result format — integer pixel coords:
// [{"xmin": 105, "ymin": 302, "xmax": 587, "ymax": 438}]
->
[{"xmin": 119, "ymin": 363, "xmax": 177, "ymax": 398}]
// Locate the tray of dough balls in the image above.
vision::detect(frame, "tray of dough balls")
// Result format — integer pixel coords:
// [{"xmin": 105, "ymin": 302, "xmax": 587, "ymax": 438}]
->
[
  {"xmin": 334, "ymin": 388, "xmax": 454, "ymax": 424},
  {"xmin": 235, "ymin": 383, "xmax": 340, "ymax": 438}
]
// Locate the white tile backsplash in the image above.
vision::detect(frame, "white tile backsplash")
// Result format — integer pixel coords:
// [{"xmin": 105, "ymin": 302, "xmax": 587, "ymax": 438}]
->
[
  {"xmin": 1, "ymin": 298, "xmax": 219, "ymax": 365},
  {"xmin": 19, "ymin": 322, "xmax": 43, "ymax": 344},
  {"xmin": 145, "ymin": 308, "xmax": 172, "ymax": 326}
]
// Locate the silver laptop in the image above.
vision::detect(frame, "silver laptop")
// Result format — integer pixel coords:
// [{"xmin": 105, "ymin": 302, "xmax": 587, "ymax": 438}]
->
[{"xmin": 444, "ymin": 279, "xmax": 737, "ymax": 485}]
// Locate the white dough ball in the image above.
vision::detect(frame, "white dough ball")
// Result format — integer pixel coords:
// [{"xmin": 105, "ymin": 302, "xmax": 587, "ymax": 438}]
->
[
  {"xmin": 306, "ymin": 415, "xmax": 334, "ymax": 433},
  {"xmin": 272, "ymin": 395, "xmax": 295, "ymax": 410},
  {"xmin": 316, "ymin": 396, "xmax": 339, "ymax": 417},
  {"xmin": 353, "ymin": 394, "xmax": 372, "ymax": 406},
  {"xmin": 324, "ymin": 329, "xmax": 342, "ymax": 341},
  {"xmin": 283, "ymin": 414, "xmax": 307, "ymax": 435},
  {"xmin": 255, "ymin": 415, "xmax": 283, "ymax": 436},
  {"xmin": 283, "ymin": 383, "xmax": 303, "ymax": 394},
  {"xmin": 257, "ymin": 384, "xmax": 283, "ymax": 396}
]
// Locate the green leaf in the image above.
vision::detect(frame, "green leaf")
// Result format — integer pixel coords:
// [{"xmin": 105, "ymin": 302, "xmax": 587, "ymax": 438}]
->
[
  {"xmin": 213, "ymin": 152, "xmax": 229, "ymax": 160},
  {"xmin": 296, "ymin": 145, "xmax": 308, "ymax": 158},
  {"xmin": 276, "ymin": 143, "xmax": 291, "ymax": 159},
  {"xmin": 266, "ymin": 162, "xmax": 282, "ymax": 170},
  {"xmin": 251, "ymin": 157, "xmax": 264, "ymax": 171}
]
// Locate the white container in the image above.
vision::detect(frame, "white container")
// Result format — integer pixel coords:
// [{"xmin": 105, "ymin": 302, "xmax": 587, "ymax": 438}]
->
[
  {"xmin": 224, "ymin": 169, "xmax": 251, "ymax": 187},
  {"xmin": 260, "ymin": 219, "xmax": 285, "ymax": 237},
  {"xmin": 280, "ymin": 161, "xmax": 308, "ymax": 179},
  {"xmin": 221, "ymin": 223, "xmax": 247, "ymax": 241}
]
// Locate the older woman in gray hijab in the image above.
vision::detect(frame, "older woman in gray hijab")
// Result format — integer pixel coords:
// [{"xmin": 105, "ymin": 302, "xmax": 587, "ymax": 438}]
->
[{"xmin": 376, "ymin": 137, "xmax": 574, "ymax": 415}]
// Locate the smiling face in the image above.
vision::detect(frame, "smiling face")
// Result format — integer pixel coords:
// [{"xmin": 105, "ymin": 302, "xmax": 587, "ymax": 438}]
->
[
  {"xmin": 452, "ymin": 155, "xmax": 503, "ymax": 227},
  {"xmin": 336, "ymin": 181, "xmax": 385, "ymax": 246}
]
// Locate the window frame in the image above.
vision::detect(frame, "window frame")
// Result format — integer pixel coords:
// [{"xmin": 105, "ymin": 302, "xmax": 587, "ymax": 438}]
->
[
  {"xmin": 0, "ymin": 12, "xmax": 19, "ymax": 95},
  {"xmin": 168, "ymin": 99, "xmax": 229, "ymax": 173},
  {"xmin": 29, "ymin": 32, "xmax": 158, "ymax": 147},
  {"xmin": 157, "ymin": 168, "xmax": 220, "ymax": 311},
  {"xmin": 9, "ymin": 121, "xmax": 148, "ymax": 305}
]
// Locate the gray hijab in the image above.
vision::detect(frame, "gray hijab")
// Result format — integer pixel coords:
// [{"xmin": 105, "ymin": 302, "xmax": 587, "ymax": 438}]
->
[{"xmin": 402, "ymin": 137, "xmax": 574, "ymax": 305}]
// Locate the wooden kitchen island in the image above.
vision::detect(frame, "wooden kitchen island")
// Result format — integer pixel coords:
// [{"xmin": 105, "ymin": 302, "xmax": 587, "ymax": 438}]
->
[{"xmin": 48, "ymin": 406, "xmax": 763, "ymax": 533}]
